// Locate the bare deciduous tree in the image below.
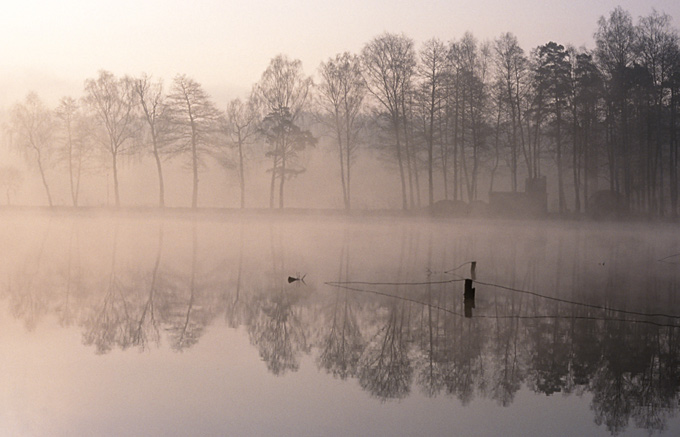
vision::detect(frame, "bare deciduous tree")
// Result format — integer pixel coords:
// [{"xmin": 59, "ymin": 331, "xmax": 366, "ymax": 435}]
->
[
  {"xmin": 9, "ymin": 92, "xmax": 55, "ymax": 206},
  {"xmin": 417, "ymin": 38, "xmax": 448, "ymax": 206},
  {"xmin": 167, "ymin": 74, "xmax": 221, "ymax": 209},
  {"xmin": 317, "ymin": 52, "xmax": 367, "ymax": 210},
  {"xmin": 84, "ymin": 71, "xmax": 139, "ymax": 207},
  {"xmin": 0, "ymin": 165, "xmax": 23, "ymax": 205},
  {"xmin": 362, "ymin": 33, "xmax": 416, "ymax": 210},
  {"xmin": 135, "ymin": 74, "xmax": 172, "ymax": 208},
  {"xmin": 224, "ymin": 97, "xmax": 259, "ymax": 208},
  {"xmin": 55, "ymin": 96, "xmax": 93, "ymax": 207}
]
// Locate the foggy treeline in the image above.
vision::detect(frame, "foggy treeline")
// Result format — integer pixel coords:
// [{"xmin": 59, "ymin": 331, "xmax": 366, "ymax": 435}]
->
[{"xmin": 2, "ymin": 6, "xmax": 680, "ymax": 217}]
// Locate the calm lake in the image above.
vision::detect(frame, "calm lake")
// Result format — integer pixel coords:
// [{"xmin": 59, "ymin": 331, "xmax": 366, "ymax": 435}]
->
[{"xmin": 1, "ymin": 211, "xmax": 679, "ymax": 436}]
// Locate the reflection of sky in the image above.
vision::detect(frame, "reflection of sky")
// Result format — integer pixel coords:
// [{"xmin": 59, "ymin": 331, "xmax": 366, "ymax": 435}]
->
[{"xmin": 1, "ymin": 0, "xmax": 679, "ymax": 106}]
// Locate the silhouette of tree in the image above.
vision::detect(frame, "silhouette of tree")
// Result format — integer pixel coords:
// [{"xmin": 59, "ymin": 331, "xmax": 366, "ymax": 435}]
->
[
  {"xmin": 135, "ymin": 74, "xmax": 173, "ymax": 208},
  {"xmin": 0, "ymin": 165, "xmax": 23, "ymax": 205},
  {"xmin": 167, "ymin": 74, "xmax": 221, "ymax": 209},
  {"xmin": 55, "ymin": 96, "xmax": 93, "ymax": 207},
  {"xmin": 84, "ymin": 71, "xmax": 139, "ymax": 208},
  {"xmin": 254, "ymin": 54, "xmax": 313, "ymax": 208},
  {"xmin": 362, "ymin": 33, "xmax": 417, "ymax": 210},
  {"xmin": 260, "ymin": 107, "xmax": 316, "ymax": 208},
  {"xmin": 317, "ymin": 52, "xmax": 367, "ymax": 210},
  {"xmin": 9, "ymin": 92, "xmax": 56, "ymax": 206},
  {"xmin": 224, "ymin": 97, "xmax": 259, "ymax": 208}
]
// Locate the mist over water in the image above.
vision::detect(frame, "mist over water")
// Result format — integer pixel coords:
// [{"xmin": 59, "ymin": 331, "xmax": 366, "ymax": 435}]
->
[{"xmin": 1, "ymin": 211, "xmax": 679, "ymax": 435}]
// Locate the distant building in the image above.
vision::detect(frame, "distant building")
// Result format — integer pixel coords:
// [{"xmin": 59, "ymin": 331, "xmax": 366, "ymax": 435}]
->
[{"xmin": 489, "ymin": 177, "xmax": 548, "ymax": 217}]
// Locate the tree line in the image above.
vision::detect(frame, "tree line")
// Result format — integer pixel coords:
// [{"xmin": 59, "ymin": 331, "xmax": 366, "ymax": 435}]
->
[{"xmin": 3, "ymin": 6, "xmax": 680, "ymax": 217}]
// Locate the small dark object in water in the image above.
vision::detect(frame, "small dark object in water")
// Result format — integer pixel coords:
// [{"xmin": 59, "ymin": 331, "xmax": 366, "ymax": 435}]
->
[{"xmin": 288, "ymin": 274, "xmax": 306, "ymax": 284}]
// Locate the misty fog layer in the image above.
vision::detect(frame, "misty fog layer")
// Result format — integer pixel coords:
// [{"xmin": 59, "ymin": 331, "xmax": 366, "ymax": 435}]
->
[
  {"xmin": 1, "ymin": 6, "xmax": 679, "ymax": 218},
  {"xmin": 2, "ymin": 212, "xmax": 679, "ymax": 435}
]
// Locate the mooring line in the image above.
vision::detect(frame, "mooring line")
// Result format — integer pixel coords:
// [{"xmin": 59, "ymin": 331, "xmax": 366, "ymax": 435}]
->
[
  {"xmin": 326, "ymin": 282, "xmax": 464, "ymax": 317},
  {"xmin": 325, "ymin": 278, "xmax": 466, "ymax": 286},
  {"xmin": 325, "ymin": 282, "xmax": 680, "ymax": 329},
  {"xmin": 473, "ymin": 279, "xmax": 680, "ymax": 320}
]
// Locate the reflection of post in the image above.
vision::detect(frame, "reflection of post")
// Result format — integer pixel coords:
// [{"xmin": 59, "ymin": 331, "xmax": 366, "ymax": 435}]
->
[
  {"xmin": 464, "ymin": 279, "xmax": 475, "ymax": 299},
  {"xmin": 464, "ymin": 279, "xmax": 475, "ymax": 318},
  {"xmin": 464, "ymin": 298, "xmax": 475, "ymax": 318}
]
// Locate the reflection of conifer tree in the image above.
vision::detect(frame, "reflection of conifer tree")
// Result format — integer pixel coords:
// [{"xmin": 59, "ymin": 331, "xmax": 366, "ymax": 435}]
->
[
  {"xmin": 248, "ymin": 226, "xmax": 310, "ymax": 375},
  {"xmin": 319, "ymin": 240, "xmax": 364, "ymax": 379},
  {"xmin": 250, "ymin": 287, "xmax": 309, "ymax": 375},
  {"xmin": 358, "ymin": 301, "xmax": 413, "ymax": 400}
]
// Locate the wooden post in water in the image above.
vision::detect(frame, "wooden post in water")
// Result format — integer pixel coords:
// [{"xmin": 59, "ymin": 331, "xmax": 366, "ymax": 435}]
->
[{"xmin": 470, "ymin": 261, "xmax": 476, "ymax": 280}]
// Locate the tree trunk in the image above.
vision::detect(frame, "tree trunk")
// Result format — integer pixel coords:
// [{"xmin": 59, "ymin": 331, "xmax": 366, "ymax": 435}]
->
[
  {"xmin": 556, "ymin": 101, "xmax": 565, "ymax": 214},
  {"xmin": 670, "ymin": 87, "xmax": 678, "ymax": 218},
  {"xmin": 394, "ymin": 116, "xmax": 408, "ymax": 210},
  {"xmin": 336, "ymin": 124, "xmax": 348, "ymax": 210},
  {"xmin": 112, "ymin": 152, "xmax": 120, "ymax": 208},
  {"xmin": 153, "ymin": 147, "xmax": 165, "ymax": 208},
  {"xmin": 269, "ymin": 153, "xmax": 277, "ymax": 209},
  {"xmin": 279, "ymin": 141, "xmax": 286, "ymax": 209},
  {"xmin": 191, "ymin": 146, "xmax": 198, "ymax": 209},
  {"xmin": 238, "ymin": 137, "xmax": 245, "ymax": 209}
]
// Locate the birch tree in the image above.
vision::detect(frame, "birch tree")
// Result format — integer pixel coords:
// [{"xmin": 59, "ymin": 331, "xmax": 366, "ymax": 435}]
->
[
  {"xmin": 9, "ymin": 92, "xmax": 55, "ymax": 206},
  {"xmin": 84, "ymin": 70, "xmax": 138, "ymax": 207}
]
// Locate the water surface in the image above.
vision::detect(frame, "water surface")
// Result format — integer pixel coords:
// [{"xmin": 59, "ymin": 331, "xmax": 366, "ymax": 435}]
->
[{"xmin": 1, "ymin": 212, "xmax": 679, "ymax": 436}]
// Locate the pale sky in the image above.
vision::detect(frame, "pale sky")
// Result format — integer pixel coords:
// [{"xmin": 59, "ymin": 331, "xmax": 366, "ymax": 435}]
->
[{"xmin": 1, "ymin": 0, "xmax": 679, "ymax": 109}]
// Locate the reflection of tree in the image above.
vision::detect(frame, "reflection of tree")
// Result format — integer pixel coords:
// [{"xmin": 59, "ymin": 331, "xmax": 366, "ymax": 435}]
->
[
  {"xmin": 440, "ymin": 302, "xmax": 485, "ymax": 405},
  {"xmin": 414, "ymin": 285, "xmax": 447, "ymax": 398},
  {"xmin": 247, "ymin": 227, "xmax": 310, "ymax": 375},
  {"xmin": 82, "ymin": 223, "xmax": 134, "ymax": 354},
  {"xmin": 129, "ymin": 224, "xmax": 164, "ymax": 350},
  {"xmin": 488, "ymin": 294, "xmax": 524, "ymax": 406},
  {"xmin": 318, "ymin": 242, "xmax": 364, "ymax": 379},
  {"xmin": 163, "ymin": 221, "xmax": 214, "ymax": 351},
  {"xmin": 358, "ymin": 300, "xmax": 413, "ymax": 401},
  {"xmin": 224, "ymin": 223, "xmax": 248, "ymax": 328},
  {"xmin": 7, "ymin": 224, "xmax": 52, "ymax": 331},
  {"xmin": 250, "ymin": 287, "xmax": 309, "ymax": 375},
  {"xmin": 55, "ymin": 224, "xmax": 80, "ymax": 327},
  {"xmin": 526, "ymin": 302, "xmax": 570, "ymax": 396}
]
